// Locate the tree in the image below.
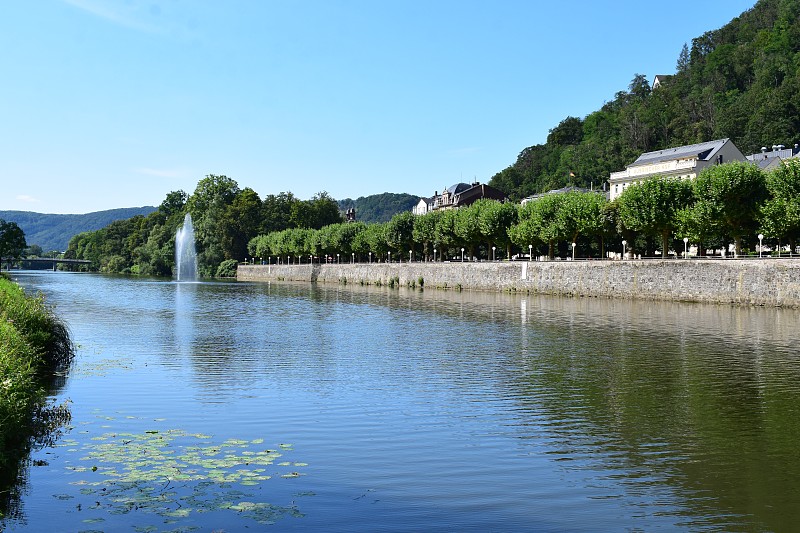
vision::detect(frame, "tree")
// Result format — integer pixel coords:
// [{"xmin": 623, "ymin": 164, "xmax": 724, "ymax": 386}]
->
[
  {"xmin": 693, "ymin": 162, "xmax": 769, "ymax": 255},
  {"xmin": 522, "ymin": 194, "xmax": 570, "ymax": 259},
  {"xmin": 676, "ymin": 43, "xmax": 690, "ymax": 73},
  {"xmin": 385, "ymin": 211, "xmax": 415, "ymax": 258},
  {"xmin": 186, "ymin": 175, "xmax": 241, "ymax": 276},
  {"xmin": 760, "ymin": 158, "xmax": 800, "ymax": 250},
  {"xmin": 478, "ymin": 200, "xmax": 517, "ymax": 259},
  {"xmin": 0, "ymin": 220, "xmax": 27, "ymax": 266},
  {"xmin": 557, "ymin": 192, "xmax": 609, "ymax": 257},
  {"xmin": 412, "ymin": 211, "xmax": 439, "ymax": 260},
  {"xmin": 454, "ymin": 204, "xmax": 483, "ymax": 259},
  {"xmin": 617, "ymin": 177, "xmax": 694, "ymax": 257}
]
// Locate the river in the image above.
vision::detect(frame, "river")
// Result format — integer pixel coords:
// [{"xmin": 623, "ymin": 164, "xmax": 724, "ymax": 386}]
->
[{"xmin": 3, "ymin": 271, "xmax": 800, "ymax": 531}]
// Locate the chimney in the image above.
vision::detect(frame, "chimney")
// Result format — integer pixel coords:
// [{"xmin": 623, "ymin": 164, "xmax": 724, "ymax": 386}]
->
[{"xmin": 761, "ymin": 147, "xmax": 767, "ymax": 153}]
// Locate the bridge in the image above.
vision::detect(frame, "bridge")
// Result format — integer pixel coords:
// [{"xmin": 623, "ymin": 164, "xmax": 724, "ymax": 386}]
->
[{"xmin": 2, "ymin": 257, "xmax": 92, "ymax": 271}]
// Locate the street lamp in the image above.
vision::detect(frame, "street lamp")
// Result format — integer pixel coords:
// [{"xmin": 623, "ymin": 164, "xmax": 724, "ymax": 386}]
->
[
  {"xmin": 352, "ymin": 252, "xmax": 355, "ymax": 264},
  {"xmin": 461, "ymin": 248, "xmax": 465, "ymax": 262},
  {"xmin": 572, "ymin": 242, "xmax": 576, "ymax": 260},
  {"xmin": 433, "ymin": 248, "xmax": 437, "ymax": 262},
  {"xmin": 758, "ymin": 233, "xmax": 764, "ymax": 258},
  {"xmin": 369, "ymin": 251, "xmax": 372, "ymax": 263},
  {"xmin": 622, "ymin": 240, "xmax": 627, "ymax": 259},
  {"xmin": 492, "ymin": 246, "xmax": 496, "ymax": 261},
  {"xmin": 388, "ymin": 252, "xmax": 391, "ymax": 263},
  {"xmin": 683, "ymin": 237, "xmax": 689, "ymax": 259},
  {"xmin": 409, "ymin": 250, "xmax": 412, "ymax": 263},
  {"xmin": 528, "ymin": 244, "xmax": 532, "ymax": 262},
  {"xmin": 337, "ymin": 253, "xmax": 340, "ymax": 264}
]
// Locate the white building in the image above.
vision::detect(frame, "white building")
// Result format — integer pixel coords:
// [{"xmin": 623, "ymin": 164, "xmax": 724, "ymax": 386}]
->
[
  {"xmin": 608, "ymin": 138, "xmax": 745, "ymax": 201},
  {"xmin": 413, "ymin": 197, "xmax": 434, "ymax": 216}
]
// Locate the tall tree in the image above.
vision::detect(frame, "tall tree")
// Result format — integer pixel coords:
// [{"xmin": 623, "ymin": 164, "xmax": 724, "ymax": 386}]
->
[
  {"xmin": 0, "ymin": 220, "xmax": 27, "ymax": 265},
  {"xmin": 617, "ymin": 177, "xmax": 694, "ymax": 257},
  {"xmin": 693, "ymin": 161, "xmax": 769, "ymax": 255}
]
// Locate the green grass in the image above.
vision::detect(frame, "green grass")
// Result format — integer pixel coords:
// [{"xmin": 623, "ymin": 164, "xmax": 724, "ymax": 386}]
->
[{"xmin": 0, "ymin": 274, "xmax": 74, "ymax": 464}]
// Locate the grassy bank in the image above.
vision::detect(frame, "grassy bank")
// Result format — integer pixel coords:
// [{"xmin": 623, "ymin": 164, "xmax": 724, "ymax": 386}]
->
[{"xmin": 0, "ymin": 274, "xmax": 74, "ymax": 518}]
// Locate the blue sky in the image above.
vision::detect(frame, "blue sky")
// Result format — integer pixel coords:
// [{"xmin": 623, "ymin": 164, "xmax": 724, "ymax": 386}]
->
[{"xmin": 1, "ymin": 0, "xmax": 756, "ymax": 214}]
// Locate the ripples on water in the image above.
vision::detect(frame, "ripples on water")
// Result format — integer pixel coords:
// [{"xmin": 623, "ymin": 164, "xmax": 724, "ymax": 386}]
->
[{"xmin": 5, "ymin": 272, "xmax": 800, "ymax": 531}]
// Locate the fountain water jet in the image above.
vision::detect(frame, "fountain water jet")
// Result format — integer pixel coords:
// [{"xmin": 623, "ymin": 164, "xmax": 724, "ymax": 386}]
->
[{"xmin": 175, "ymin": 213, "xmax": 198, "ymax": 281}]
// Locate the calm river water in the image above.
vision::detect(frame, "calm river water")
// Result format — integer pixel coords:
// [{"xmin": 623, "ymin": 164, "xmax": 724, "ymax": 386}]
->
[{"xmin": 4, "ymin": 271, "xmax": 800, "ymax": 532}]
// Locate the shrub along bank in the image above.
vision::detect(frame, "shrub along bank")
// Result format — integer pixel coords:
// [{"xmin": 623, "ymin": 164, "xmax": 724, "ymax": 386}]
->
[{"xmin": 0, "ymin": 274, "xmax": 74, "ymax": 513}]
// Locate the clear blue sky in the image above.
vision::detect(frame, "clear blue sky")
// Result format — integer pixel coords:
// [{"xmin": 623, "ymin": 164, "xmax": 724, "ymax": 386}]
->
[{"xmin": 1, "ymin": 0, "xmax": 756, "ymax": 214}]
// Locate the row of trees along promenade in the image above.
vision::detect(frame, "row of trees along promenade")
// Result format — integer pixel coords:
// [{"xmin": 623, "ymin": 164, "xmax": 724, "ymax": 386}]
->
[
  {"xmin": 248, "ymin": 160, "xmax": 800, "ymax": 266},
  {"xmin": 61, "ymin": 159, "xmax": 800, "ymax": 279}
]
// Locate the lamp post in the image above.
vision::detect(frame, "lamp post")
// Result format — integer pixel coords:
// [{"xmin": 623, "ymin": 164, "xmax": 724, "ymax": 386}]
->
[
  {"xmin": 683, "ymin": 237, "xmax": 689, "ymax": 259},
  {"xmin": 433, "ymin": 248, "xmax": 437, "ymax": 262},
  {"xmin": 369, "ymin": 251, "xmax": 372, "ymax": 263},
  {"xmin": 528, "ymin": 244, "xmax": 532, "ymax": 262},
  {"xmin": 461, "ymin": 248, "xmax": 465, "ymax": 262},
  {"xmin": 352, "ymin": 252, "xmax": 355, "ymax": 264},
  {"xmin": 758, "ymin": 233, "xmax": 764, "ymax": 258},
  {"xmin": 337, "ymin": 253, "xmax": 340, "ymax": 264},
  {"xmin": 492, "ymin": 246, "xmax": 496, "ymax": 261},
  {"xmin": 572, "ymin": 242, "xmax": 576, "ymax": 260},
  {"xmin": 388, "ymin": 252, "xmax": 391, "ymax": 263},
  {"xmin": 409, "ymin": 250, "xmax": 412, "ymax": 263},
  {"xmin": 622, "ymin": 240, "xmax": 627, "ymax": 260}
]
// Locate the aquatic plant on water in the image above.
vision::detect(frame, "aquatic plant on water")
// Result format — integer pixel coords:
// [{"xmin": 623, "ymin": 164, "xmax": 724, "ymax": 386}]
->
[{"xmin": 57, "ymin": 426, "xmax": 310, "ymax": 526}]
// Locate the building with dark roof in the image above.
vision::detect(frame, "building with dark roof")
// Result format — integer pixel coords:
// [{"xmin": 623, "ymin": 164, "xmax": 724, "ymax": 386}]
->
[
  {"xmin": 413, "ymin": 182, "xmax": 507, "ymax": 214},
  {"xmin": 746, "ymin": 144, "xmax": 800, "ymax": 171},
  {"xmin": 608, "ymin": 138, "xmax": 745, "ymax": 200}
]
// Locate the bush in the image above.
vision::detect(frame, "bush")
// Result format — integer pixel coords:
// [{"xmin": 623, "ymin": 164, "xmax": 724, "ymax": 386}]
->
[{"xmin": 215, "ymin": 259, "xmax": 238, "ymax": 278}]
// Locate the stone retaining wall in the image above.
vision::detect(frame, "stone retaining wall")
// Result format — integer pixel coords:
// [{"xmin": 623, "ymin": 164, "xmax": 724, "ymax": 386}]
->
[{"xmin": 237, "ymin": 259, "xmax": 800, "ymax": 307}]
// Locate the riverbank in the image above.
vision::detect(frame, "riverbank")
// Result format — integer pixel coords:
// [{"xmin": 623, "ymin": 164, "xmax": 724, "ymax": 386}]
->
[
  {"xmin": 0, "ymin": 275, "xmax": 73, "ymax": 479},
  {"xmin": 237, "ymin": 258, "xmax": 800, "ymax": 308}
]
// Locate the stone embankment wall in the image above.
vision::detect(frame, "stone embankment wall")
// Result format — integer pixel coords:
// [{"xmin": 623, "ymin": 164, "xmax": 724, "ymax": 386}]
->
[{"xmin": 237, "ymin": 259, "xmax": 800, "ymax": 307}]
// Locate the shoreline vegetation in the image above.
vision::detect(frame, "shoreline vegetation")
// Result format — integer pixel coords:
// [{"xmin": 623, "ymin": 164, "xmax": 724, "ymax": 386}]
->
[{"xmin": 0, "ymin": 274, "xmax": 74, "ymax": 520}]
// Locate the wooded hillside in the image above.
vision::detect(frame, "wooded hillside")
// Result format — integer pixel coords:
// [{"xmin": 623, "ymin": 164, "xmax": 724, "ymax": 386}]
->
[{"xmin": 489, "ymin": 0, "xmax": 800, "ymax": 200}]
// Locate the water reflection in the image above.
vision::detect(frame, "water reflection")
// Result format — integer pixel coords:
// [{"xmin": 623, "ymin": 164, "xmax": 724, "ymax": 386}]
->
[{"xmin": 5, "ymin": 272, "xmax": 800, "ymax": 531}]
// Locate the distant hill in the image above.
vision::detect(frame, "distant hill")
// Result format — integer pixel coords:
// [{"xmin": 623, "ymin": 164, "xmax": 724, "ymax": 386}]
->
[
  {"xmin": 338, "ymin": 192, "xmax": 419, "ymax": 224},
  {"xmin": 0, "ymin": 207, "xmax": 157, "ymax": 252}
]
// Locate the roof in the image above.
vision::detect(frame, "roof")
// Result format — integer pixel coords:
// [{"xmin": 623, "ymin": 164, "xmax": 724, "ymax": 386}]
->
[
  {"xmin": 630, "ymin": 138, "xmax": 730, "ymax": 168},
  {"xmin": 445, "ymin": 182, "xmax": 471, "ymax": 195}
]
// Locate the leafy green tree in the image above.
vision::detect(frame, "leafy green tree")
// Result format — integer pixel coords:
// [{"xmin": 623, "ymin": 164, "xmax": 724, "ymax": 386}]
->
[
  {"xmin": 309, "ymin": 192, "xmax": 344, "ymax": 229},
  {"xmin": 760, "ymin": 159, "xmax": 800, "ymax": 251},
  {"xmin": 24, "ymin": 244, "xmax": 43, "ymax": 258},
  {"xmin": 557, "ymin": 192, "xmax": 609, "ymax": 257},
  {"xmin": 617, "ymin": 177, "xmax": 694, "ymax": 257},
  {"xmin": 362, "ymin": 222, "xmax": 390, "ymax": 260},
  {"xmin": 476, "ymin": 199, "xmax": 519, "ymax": 260},
  {"xmin": 693, "ymin": 162, "xmax": 768, "ymax": 255},
  {"xmin": 433, "ymin": 209, "xmax": 459, "ymax": 258},
  {"xmin": 186, "ymin": 175, "xmax": 241, "ymax": 277},
  {"xmin": 508, "ymin": 204, "xmax": 541, "ymax": 258},
  {"xmin": 523, "ymin": 194, "xmax": 570, "ymax": 259},
  {"xmin": 159, "ymin": 190, "xmax": 187, "ymax": 218},
  {"xmin": 262, "ymin": 192, "xmax": 298, "ymax": 233},
  {"xmin": 0, "ymin": 220, "xmax": 26, "ymax": 266},
  {"xmin": 454, "ymin": 204, "xmax": 483, "ymax": 259},
  {"xmin": 412, "ymin": 211, "xmax": 439, "ymax": 260},
  {"xmin": 385, "ymin": 211, "xmax": 415, "ymax": 258}
]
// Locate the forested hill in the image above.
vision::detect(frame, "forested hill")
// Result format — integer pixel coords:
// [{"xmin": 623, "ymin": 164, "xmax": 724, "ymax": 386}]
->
[
  {"xmin": 338, "ymin": 193, "xmax": 419, "ymax": 223},
  {"xmin": 0, "ymin": 207, "xmax": 156, "ymax": 252},
  {"xmin": 489, "ymin": 0, "xmax": 800, "ymax": 201}
]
